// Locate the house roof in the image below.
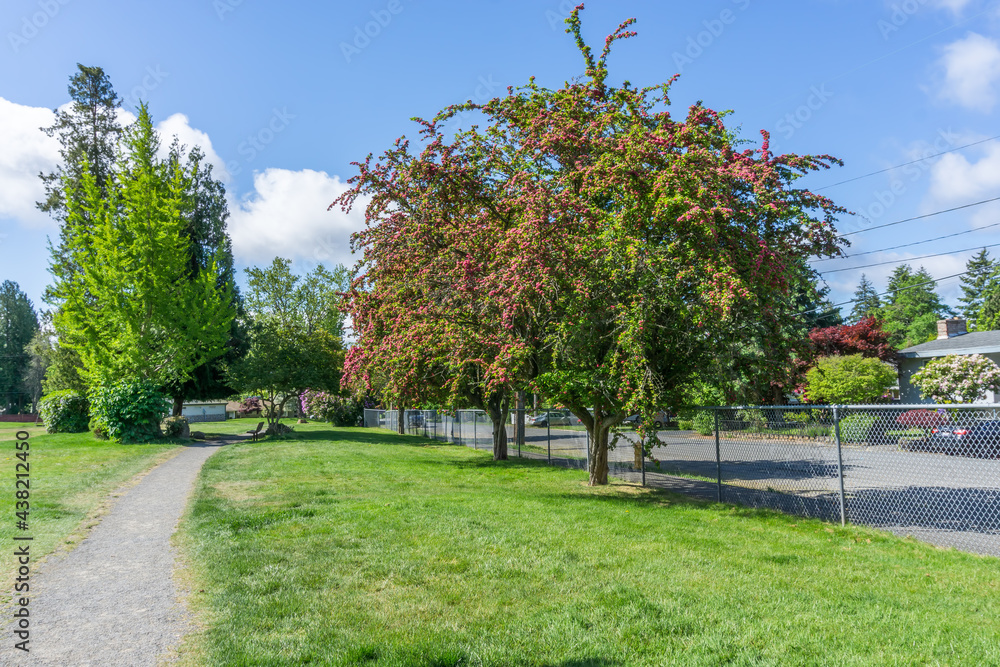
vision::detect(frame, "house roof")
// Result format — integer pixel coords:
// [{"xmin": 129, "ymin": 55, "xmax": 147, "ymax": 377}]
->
[{"xmin": 899, "ymin": 330, "xmax": 1000, "ymax": 358}]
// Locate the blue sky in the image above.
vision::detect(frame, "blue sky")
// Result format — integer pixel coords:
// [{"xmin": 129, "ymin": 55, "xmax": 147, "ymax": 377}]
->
[{"xmin": 2, "ymin": 0, "xmax": 999, "ymax": 320}]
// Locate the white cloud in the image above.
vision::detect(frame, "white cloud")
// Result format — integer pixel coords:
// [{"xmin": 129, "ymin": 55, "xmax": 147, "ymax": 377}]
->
[
  {"xmin": 934, "ymin": 32, "xmax": 1000, "ymax": 112},
  {"xmin": 228, "ymin": 168, "xmax": 365, "ymax": 269},
  {"xmin": 0, "ymin": 98, "xmax": 59, "ymax": 228},
  {"xmin": 155, "ymin": 113, "xmax": 231, "ymax": 183},
  {"xmin": 927, "ymin": 139, "xmax": 1000, "ymax": 225},
  {"xmin": 931, "ymin": 0, "xmax": 974, "ymax": 13}
]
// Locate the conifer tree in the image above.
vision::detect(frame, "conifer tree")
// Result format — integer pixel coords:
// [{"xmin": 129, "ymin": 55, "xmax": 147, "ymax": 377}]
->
[
  {"xmin": 848, "ymin": 274, "xmax": 881, "ymax": 324},
  {"xmin": 958, "ymin": 248, "xmax": 997, "ymax": 329}
]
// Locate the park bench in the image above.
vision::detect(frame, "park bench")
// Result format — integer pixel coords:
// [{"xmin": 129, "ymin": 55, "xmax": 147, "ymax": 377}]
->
[{"xmin": 246, "ymin": 421, "xmax": 265, "ymax": 442}]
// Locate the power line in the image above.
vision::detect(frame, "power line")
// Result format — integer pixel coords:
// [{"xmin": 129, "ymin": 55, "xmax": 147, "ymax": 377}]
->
[
  {"xmin": 813, "ymin": 222, "xmax": 1000, "ymax": 263},
  {"xmin": 819, "ymin": 243, "xmax": 1000, "ymax": 275},
  {"xmin": 798, "ymin": 270, "xmax": 969, "ymax": 317},
  {"xmin": 814, "ymin": 134, "xmax": 1000, "ymax": 191},
  {"xmin": 841, "ymin": 196, "xmax": 1000, "ymax": 237}
]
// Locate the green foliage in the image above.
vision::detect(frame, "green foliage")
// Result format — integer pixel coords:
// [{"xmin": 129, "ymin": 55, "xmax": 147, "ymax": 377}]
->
[
  {"xmin": 89, "ymin": 380, "xmax": 169, "ymax": 443},
  {"xmin": 162, "ymin": 416, "xmax": 190, "ymax": 438},
  {"xmin": 300, "ymin": 390, "xmax": 363, "ymax": 427},
  {"xmin": 839, "ymin": 414, "xmax": 877, "ymax": 443},
  {"xmin": 677, "ymin": 420, "xmax": 694, "ymax": 431},
  {"xmin": 783, "ymin": 411, "xmax": 812, "ymax": 424},
  {"xmin": 959, "ymin": 248, "xmax": 997, "ymax": 328},
  {"xmin": 805, "ymin": 354, "xmax": 896, "ymax": 405},
  {"xmin": 49, "ymin": 104, "xmax": 235, "ymax": 388},
  {"xmin": 881, "ymin": 265, "xmax": 953, "ymax": 348},
  {"xmin": 848, "ymin": 274, "xmax": 881, "ymax": 325},
  {"xmin": 693, "ymin": 411, "xmax": 714, "ymax": 436},
  {"xmin": 911, "ymin": 354, "xmax": 1000, "ymax": 404},
  {"xmin": 978, "ymin": 279, "xmax": 1000, "ymax": 332},
  {"xmin": 38, "ymin": 390, "xmax": 90, "ymax": 433},
  {"xmin": 0, "ymin": 281, "xmax": 39, "ymax": 413},
  {"xmin": 244, "ymin": 258, "xmax": 348, "ymax": 340}
]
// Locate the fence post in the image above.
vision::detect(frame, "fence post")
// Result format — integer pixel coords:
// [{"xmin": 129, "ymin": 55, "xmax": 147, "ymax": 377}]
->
[
  {"xmin": 434, "ymin": 412, "xmax": 437, "ymax": 441},
  {"xmin": 833, "ymin": 406, "xmax": 847, "ymax": 527},
  {"xmin": 473, "ymin": 411, "xmax": 477, "ymax": 449},
  {"xmin": 714, "ymin": 409, "xmax": 722, "ymax": 503},
  {"xmin": 547, "ymin": 411, "xmax": 551, "ymax": 463},
  {"xmin": 640, "ymin": 434, "xmax": 646, "ymax": 486}
]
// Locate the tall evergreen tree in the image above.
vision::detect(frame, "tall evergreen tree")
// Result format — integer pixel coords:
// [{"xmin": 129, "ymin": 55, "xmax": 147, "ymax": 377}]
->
[
  {"xmin": 50, "ymin": 104, "xmax": 235, "ymax": 388},
  {"xmin": 848, "ymin": 273, "xmax": 881, "ymax": 324},
  {"xmin": 958, "ymin": 248, "xmax": 997, "ymax": 329},
  {"xmin": 882, "ymin": 264, "xmax": 953, "ymax": 348},
  {"xmin": 0, "ymin": 282, "xmax": 39, "ymax": 413}
]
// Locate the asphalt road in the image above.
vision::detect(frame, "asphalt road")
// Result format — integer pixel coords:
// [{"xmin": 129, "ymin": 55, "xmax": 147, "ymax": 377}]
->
[{"xmin": 421, "ymin": 418, "xmax": 1000, "ymax": 557}]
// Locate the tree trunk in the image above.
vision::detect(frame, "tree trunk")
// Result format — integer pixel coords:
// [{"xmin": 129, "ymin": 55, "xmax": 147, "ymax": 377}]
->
[
  {"xmin": 515, "ymin": 390, "xmax": 525, "ymax": 451},
  {"xmin": 633, "ymin": 441, "xmax": 643, "ymax": 471},
  {"xmin": 485, "ymin": 391, "xmax": 510, "ymax": 461},
  {"xmin": 589, "ymin": 423, "xmax": 609, "ymax": 485},
  {"xmin": 172, "ymin": 395, "xmax": 184, "ymax": 417},
  {"xmin": 397, "ymin": 405, "xmax": 404, "ymax": 435}
]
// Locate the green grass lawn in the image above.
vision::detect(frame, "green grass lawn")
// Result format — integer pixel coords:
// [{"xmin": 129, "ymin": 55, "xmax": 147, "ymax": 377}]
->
[
  {"xmin": 0, "ymin": 427, "xmax": 180, "ymax": 595},
  {"xmin": 178, "ymin": 426, "xmax": 1000, "ymax": 666}
]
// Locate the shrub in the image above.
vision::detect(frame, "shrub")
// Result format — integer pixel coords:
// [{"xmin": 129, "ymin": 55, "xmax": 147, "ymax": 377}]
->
[
  {"xmin": 805, "ymin": 354, "xmax": 896, "ymax": 404},
  {"xmin": 301, "ymin": 390, "xmax": 363, "ymax": 427},
  {"xmin": 38, "ymin": 390, "xmax": 90, "ymax": 433},
  {"xmin": 693, "ymin": 411, "xmax": 714, "ymax": 436},
  {"xmin": 89, "ymin": 380, "xmax": 169, "ymax": 443},
  {"xmin": 783, "ymin": 411, "xmax": 812, "ymax": 424},
  {"xmin": 678, "ymin": 420, "xmax": 694, "ymax": 431},
  {"xmin": 838, "ymin": 414, "xmax": 877, "ymax": 443},
  {"xmin": 911, "ymin": 354, "xmax": 1000, "ymax": 404},
  {"xmin": 162, "ymin": 416, "xmax": 190, "ymax": 438},
  {"xmin": 240, "ymin": 396, "xmax": 263, "ymax": 414}
]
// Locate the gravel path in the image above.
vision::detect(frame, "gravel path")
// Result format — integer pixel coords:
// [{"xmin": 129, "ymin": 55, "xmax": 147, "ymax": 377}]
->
[{"xmin": 1, "ymin": 440, "xmax": 228, "ymax": 666}]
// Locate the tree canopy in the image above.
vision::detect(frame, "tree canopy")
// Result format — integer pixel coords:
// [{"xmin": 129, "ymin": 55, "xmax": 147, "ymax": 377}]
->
[
  {"xmin": 337, "ymin": 7, "xmax": 846, "ymax": 483},
  {"xmin": 881, "ymin": 265, "xmax": 952, "ymax": 348},
  {"xmin": 0, "ymin": 281, "xmax": 39, "ymax": 413}
]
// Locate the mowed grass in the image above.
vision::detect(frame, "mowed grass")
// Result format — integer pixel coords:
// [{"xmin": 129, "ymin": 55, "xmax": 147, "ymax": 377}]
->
[
  {"xmin": 178, "ymin": 427, "xmax": 1000, "ymax": 666},
  {"xmin": 0, "ymin": 426, "xmax": 180, "ymax": 593}
]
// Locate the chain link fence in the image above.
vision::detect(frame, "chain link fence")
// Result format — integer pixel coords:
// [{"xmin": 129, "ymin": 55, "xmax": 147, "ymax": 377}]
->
[{"xmin": 363, "ymin": 404, "xmax": 1000, "ymax": 557}]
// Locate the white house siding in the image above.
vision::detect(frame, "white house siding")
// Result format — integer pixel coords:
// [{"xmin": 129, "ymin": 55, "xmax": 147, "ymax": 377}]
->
[{"xmin": 181, "ymin": 402, "xmax": 228, "ymax": 423}]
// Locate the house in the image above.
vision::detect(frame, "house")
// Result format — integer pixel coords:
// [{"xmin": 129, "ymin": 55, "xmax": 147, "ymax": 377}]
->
[
  {"xmin": 897, "ymin": 318, "xmax": 1000, "ymax": 404},
  {"xmin": 180, "ymin": 400, "xmax": 229, "ymax": 422}
]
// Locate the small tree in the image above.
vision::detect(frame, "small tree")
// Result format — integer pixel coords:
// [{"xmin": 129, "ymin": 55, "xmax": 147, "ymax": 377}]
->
[
  {"xmin": 805, "ymin": 354, "xmax": 896, "ymax": 404},
  {"xmin": 911, "ymin": 354, "xmax": 1000, "ymax": 404}
]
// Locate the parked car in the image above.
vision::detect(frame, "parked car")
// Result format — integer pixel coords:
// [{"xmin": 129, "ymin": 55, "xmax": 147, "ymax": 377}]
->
[
  {"xmin": 622, "ymin": 411, "xmax": 676, "ymax": 430},
  {"xmin": 929, "ymin": 420, "xmax": 1000, "ymax": 457},
  {"xmin": 528, "ymin": 411, "xmax": 572, "ymax": 427}
]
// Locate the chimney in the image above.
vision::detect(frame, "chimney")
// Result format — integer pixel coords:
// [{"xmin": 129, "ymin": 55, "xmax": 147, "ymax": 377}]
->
[{"xmin": 937, "ymin": 318, "xmax": 967, "ymax": 340}]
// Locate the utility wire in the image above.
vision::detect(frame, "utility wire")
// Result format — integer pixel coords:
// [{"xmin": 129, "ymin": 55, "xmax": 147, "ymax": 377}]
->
[
  {"xmin": 814, "ymin": 135, "xmax": 1000, "ymax": 191},
  {"xmin": 820, "ymin": 242, "xmax": 1000, "ymax": 275},
  {"xmin": 813, "ymin": 221, "xmax": 1000, "ymax": 262},
  {"xmin": 841, "ymin": 196, "xmax": 1000, "ymax": 237},
  {"xmin": 798, "ymin": 270, "xmax": 969, "ymax": 317}
]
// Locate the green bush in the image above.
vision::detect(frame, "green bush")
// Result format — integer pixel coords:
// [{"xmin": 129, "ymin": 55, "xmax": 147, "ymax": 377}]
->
[
  {"xmin": 89, "ymin": 380, "xmax": 169, "ymax": 443},
  {"xmin": 805, "ymin": 354, "xmax": 896, "ymax": 405},
  {"xmin": 678, "ymin": 420, "xmax": 694, "ymax": 431},
  {"xmin": 162, "ymin": 416, "xmax": 190, "ymax": 438},
  {"xmin": 693, "ymin": 411, "xmax": 714, "ymax": 436},
  {"xmin": 839, "ymin": 414, "xmax": 877, "ymax": 443},
  {"xmin": 783, "ymin": 411, "xmax": 812, "ymax": 424},
  {"xmin": 38, "ymin": 390, "xmax": 90, "ymax": 433}
]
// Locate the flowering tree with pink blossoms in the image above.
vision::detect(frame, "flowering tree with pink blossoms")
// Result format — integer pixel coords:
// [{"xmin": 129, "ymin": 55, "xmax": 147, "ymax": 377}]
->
[
  {"xmin": 911, "ymin": 354, "xmax": 1000, "ymax": 404},
  {"xmin": 334, "ymin": 6, "xmax": 846, "ymax": 483}
]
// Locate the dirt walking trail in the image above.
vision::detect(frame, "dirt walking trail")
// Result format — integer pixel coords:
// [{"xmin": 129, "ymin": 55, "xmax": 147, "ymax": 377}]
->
[{"xmin": 1, "ymin": 440, "xmax": 227, "ymax": 666}]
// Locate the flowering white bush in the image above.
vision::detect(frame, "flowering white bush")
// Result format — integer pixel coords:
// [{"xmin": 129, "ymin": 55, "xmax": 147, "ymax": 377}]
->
[{"xmin": 911, "ymin": 354, "xmax": 1000, "ymax": 404}]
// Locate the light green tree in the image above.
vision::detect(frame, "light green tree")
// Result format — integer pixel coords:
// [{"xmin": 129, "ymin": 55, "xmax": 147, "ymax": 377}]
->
[
  {"xmin": 881, "ymin": 265, "xmax": 953, "ymax": 348},
  {"xmin": 958, "ymin": 249, "xmax": 997, "ymax": 329},
  {"xmin": 804, "ymin": 354, "xmax": 896, "ymax": 404},
  {"xmin": 49, "ymin": 104, "xmax": 234, "ymax": 389}
]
